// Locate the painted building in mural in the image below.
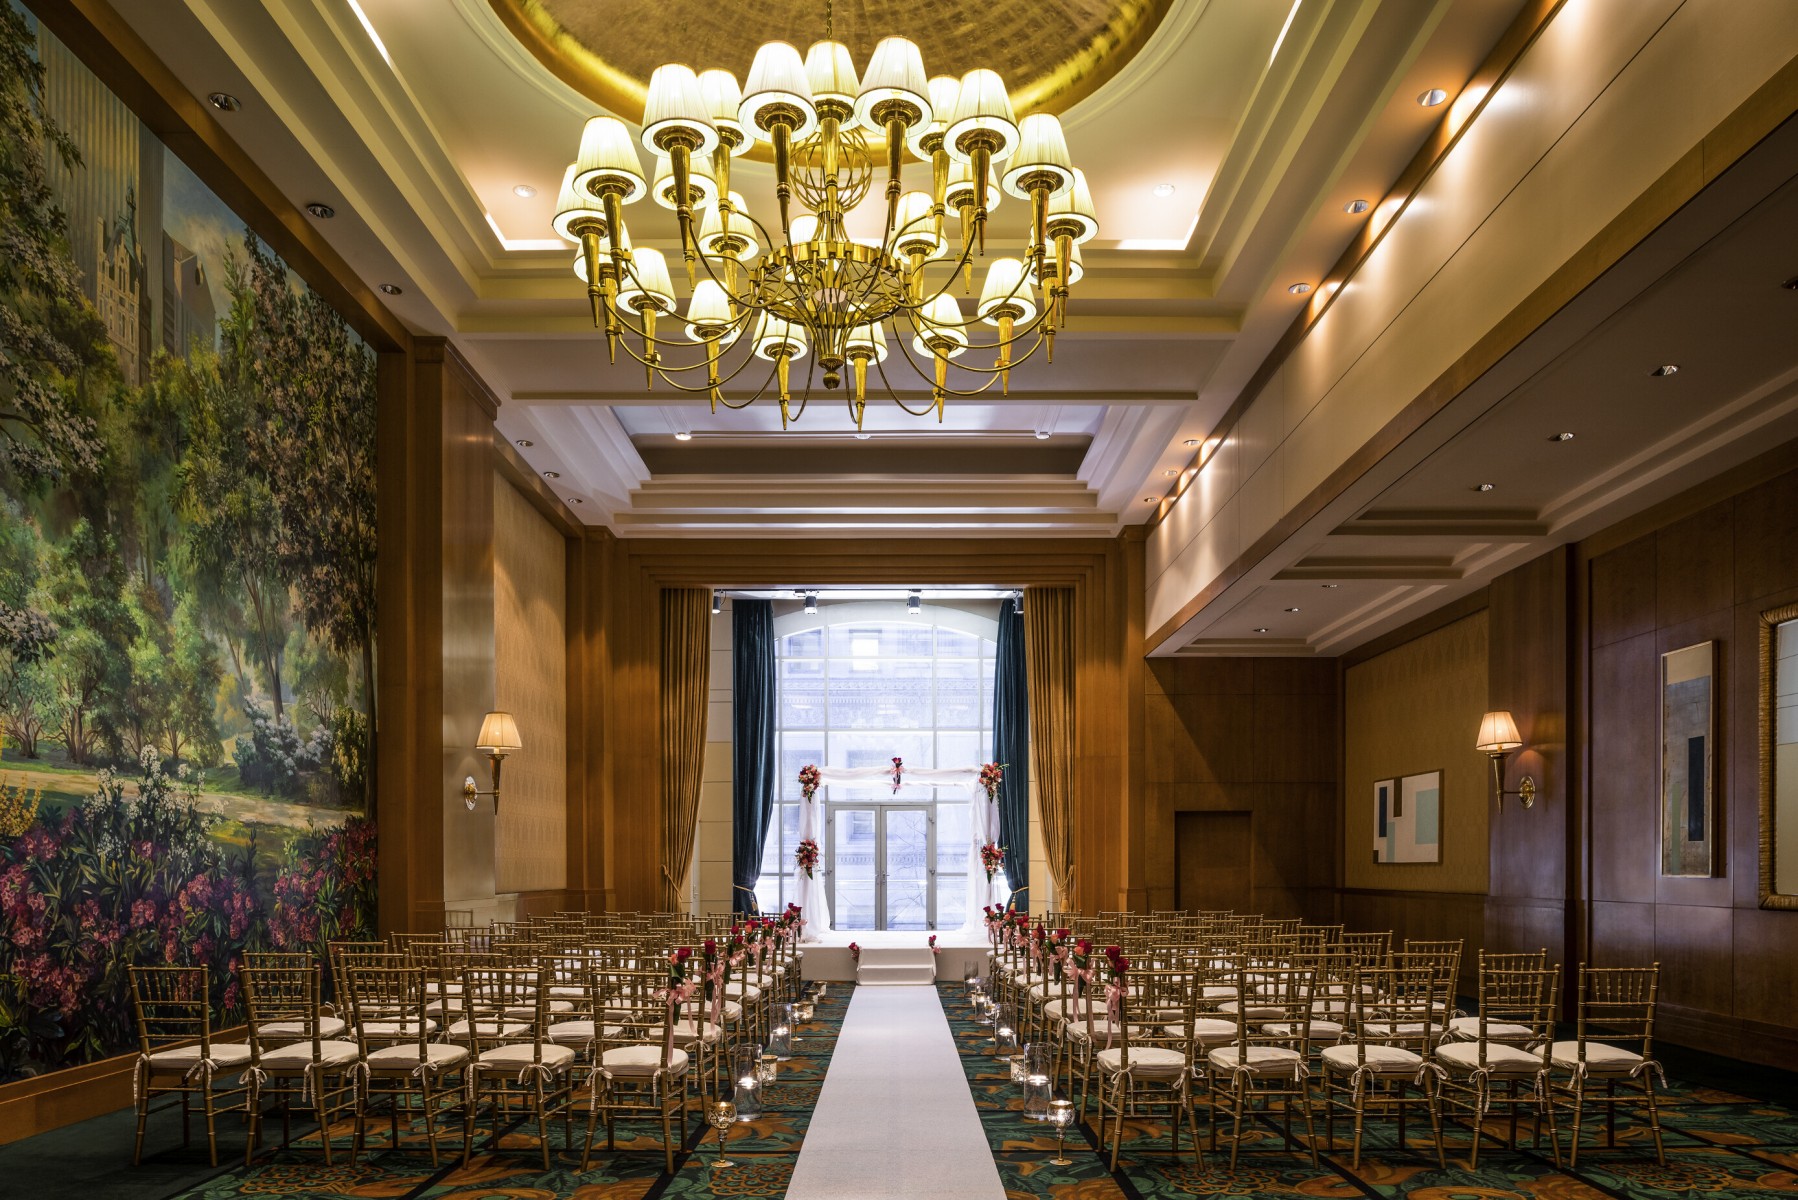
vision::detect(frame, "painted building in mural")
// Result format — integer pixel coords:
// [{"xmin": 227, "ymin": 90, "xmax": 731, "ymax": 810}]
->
[{"xmin": 0, "ymin": 2, "xmax": 378, "ymax": 1081}]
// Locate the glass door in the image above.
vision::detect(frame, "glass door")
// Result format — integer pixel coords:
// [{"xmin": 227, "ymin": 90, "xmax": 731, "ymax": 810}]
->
[{"xmin": 827, "ymin": 805, "xmax": 936, "ymax": 930}]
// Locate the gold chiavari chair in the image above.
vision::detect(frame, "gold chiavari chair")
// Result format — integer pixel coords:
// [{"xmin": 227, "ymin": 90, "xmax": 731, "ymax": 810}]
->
[
  {"xmin": 345, "ymin": 961, "xmax": 468, "ymax": 1165},
  {"xmin": 243, "ymin": 959, "xmax": 360, "ymax": 1165},
  {"xmin": 459, "ymin": 963, "xmax": 578, "ymax": 1170},
  {"xmin": 1093, "ymin": 963, "xmax": 1201, "ymax": 1169},
  {"xmin": 1320, "ymin": 957, "xmax": 1447, "ymax": 1169},
  {"xmin": 128, "ymin": 965, "xmax": 250, "ymax": 1166},
  {"xmin": 1205, "ymin": 957, "xmax": 1319, "ymax": 1170},
  {"xmin": 1441, "ymin": 950, "xmax": 1549, "ymax": 1043},
  {"xmin": 1437, "ymin": 963, "xmax": 1558, "ymax": 1167},
  {"xmin": 1549, "ymin": 963, "xmax": 1666, "ymax": 1166},
  {"xmin": 582, "ymin": 966, "xmax": 688, "ymax": 1174}
]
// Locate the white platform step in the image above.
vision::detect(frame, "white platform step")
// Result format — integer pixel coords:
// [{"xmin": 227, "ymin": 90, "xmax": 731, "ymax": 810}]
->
[{"xmin": 856, "ymin": 963, "xmax": 939, "ymax": 986}]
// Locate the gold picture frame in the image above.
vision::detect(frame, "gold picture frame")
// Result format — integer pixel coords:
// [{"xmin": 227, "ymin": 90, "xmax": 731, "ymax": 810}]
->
[{"xmin": 1758, "ymin": 602, "xmax": 1798, "ymax": 910}]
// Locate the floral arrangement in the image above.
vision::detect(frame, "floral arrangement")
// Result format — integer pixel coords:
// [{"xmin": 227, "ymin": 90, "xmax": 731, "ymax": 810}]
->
[
  {"xmin": 978, "ymin": 841, "xmax": 1005, "ymax": 882},
  {"xmin": 798, "ymin": 764, "xmax": 821, "ymax": 803},
  {"xmin": 889, "ymin": 756, "xmax": 904, "ymax": 793},
  {"xmin": 665, "ymin": 945, "xmax": 697, "ymax": 1002},
  {"xmin": 778, "ymin": 903, "xmax": 804, "ymax": 939},
  {"xmin": 849, "ymin": 942, "xmax": 860, "ymax": 963},
  {"xmin": 1045, "ymin": 927, "xmax": 1070, "ymax": 981},
  {"xmin": 1103, "ymin": 944, "xmax": 1130, "ymax": 980},
  {"xmin": 928, "ymin": 934, "xmax": 938, "ymax": 957},
  {"xmin": 979, "ymin": 761, "xmax": 1004, "ymax": 802},
  {"xmin": 794, "ymin": 837, "xmax": 820, "ymax": 879}
]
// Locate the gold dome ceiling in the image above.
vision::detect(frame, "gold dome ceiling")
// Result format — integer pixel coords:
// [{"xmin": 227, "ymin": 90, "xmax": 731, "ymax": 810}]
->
[{"xmin": 489, "ymin": 0, "xmax": 1172, "ymax": 126}]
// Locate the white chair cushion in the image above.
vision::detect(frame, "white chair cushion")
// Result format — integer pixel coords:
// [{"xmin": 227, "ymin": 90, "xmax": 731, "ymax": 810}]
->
[
  {"xmin": 1437, "ymin": 1041, "xmax": 1544, "ymax": 1077},
  {"xmin": 645, "ymin": 1019, "xmax": 725, "ymax": 1046},
  {"xmin": 1096, "ymin": 1046, "xmax": 1187, "ymax": 1077},
  {"xmin": 1364, "ymin": 1021, "xmax": 1431, "ymax": 1040},
  {"xmin": 503, "ymin": 1000, "xmax": 575, "ymax": 1019},
  {"xmin": 144, "ymin": 1043, "xmax": 253, "ymax": 1072},
  {"xmin": 365, "ymin": 1043, "xmax": 469, "ymax": 1075},
  {"xmin": 1219, "ymin": 1001, "xmax": 1284, "ymax": 1021},
  {"xmin": 1549, "ymin": 1040, "xmax": 1646, "ymax": 1076},
  {"xmin": 1170, "ymin": 1018, "xmax": 1239, "ymax": 1045},
  {"xmin": 1444, "ymin": 1016, "xmax": 1534, "ymax": 1042},
  {"xmin": 724, "ymin": 983, "xmax": 762, "ymax": 1000},
  {"xmin": 600, "ymin": 1045, "xmax": 689, "ymax": 1077},
  {"xmin": 258, "ymin": 1040, "xmax": 360, "ymax": 1071},
  {"xmin": 1206, "ymin": 1045, "xmax": 1304, "ymax": 1076},
  {"xmin": 357, "ymin": 1019, "xmax": 440, "ymax": 1039},
  {"xmin": 1320, "ymin": 1044, "xmax": 1423, "ymax": 1074},
  {"xmin": 1263, "ymin": 1019, "xmax": 1344, "ymax": 1041},
  {"xmin": 261, "ymin": 1016, "xmax": 347, "ymax": 1039},
  {"xmin": 1201, "ymin": 985, "xmax": 1239, "ymax": 999},
  {"xmin": 448, "ymin": 1019, "xmax": 531, "ymax": 1040},
  {"xmin": 1068, "ymin": 1020, "xmax": 1148, "ymax": 1043},
  {"xmin": 547, "ymin": 1020, "xmax": 625, "ymax": 1044},
  {"xmin": 476, "ymin": 1043, "xmax": 577, "ymax": 1071}
]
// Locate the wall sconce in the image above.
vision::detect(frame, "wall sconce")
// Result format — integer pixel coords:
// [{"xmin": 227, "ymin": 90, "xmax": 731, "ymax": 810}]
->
[
  {"xmin": 463, "ymin": 711, "xmax": 522, "ymax": 813},
  {"xmin": 1475, "ymin": 710, "xmax": 1535, "ymax": 809}
]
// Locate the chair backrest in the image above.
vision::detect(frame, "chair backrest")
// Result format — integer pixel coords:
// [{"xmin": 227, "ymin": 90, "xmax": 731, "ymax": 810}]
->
[
  {"xmin": 460, "ymin": 963, "xmax": 548, "ymax": 1059},
  {"xmin": 130, "ymin": 965, "xmax": 212, "ymax": 1057},
  {"xmin": 346, "ymin": 962, "xmax": 430, "ymax": 1059},
  {"xmin": 597, "ymin": 967, "xmax": 678, "ymax": 1070},
  {"xmin": 1574, "ymin": 963, "xmax": 1659, "ymax": 1061},
  {"xmin": 1472, "ymin": 964, "xmax": 1558, "ymax": 1068},
  {"xmin": 328, "ymin": 941, "xmax": 393, "ymax": 1006},
  {"xmin": 1116, "ymin": 965, "xmax": 1195, "ymax": 1070},
  {"xmin": 1229, "ymin": 959, "xmax": 1317, "ymax": 1055},
  {"xmin": 1343, "ymin": 930, "xmax": 1392, "ymax": 972},
  {"xmin": 244, "ymin": 961, "xmax": 324, "ymax": 1058}
]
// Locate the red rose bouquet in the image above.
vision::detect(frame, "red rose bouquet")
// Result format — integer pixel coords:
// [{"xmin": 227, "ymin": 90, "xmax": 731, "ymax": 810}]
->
[
  {"xmin": 979, "ymin": 761, "xmax": 1004, "ymax": 802},
  {"xmin": 795, "ymin": 837, "xmax": 820, "ymax": 878},
  {"xmin": 798, "ymin": 764, "xmax": 821, "ymax": 803},
  {"xmin": 849, "ymin": 941, "xmax": 860, "ymax": 964},
  {"xmin": 890, "ymin": 756, "xmax": 904, "ymax": 793},
  {"xmin": 978, "ymin": 841, "xmax": 1005, "ymax": 882}
]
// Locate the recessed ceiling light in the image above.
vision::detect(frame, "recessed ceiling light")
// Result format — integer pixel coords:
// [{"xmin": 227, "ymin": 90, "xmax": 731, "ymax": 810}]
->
[
  {"xmin": 1344, "ymin": 198, "xmax": 1370, "ymax": 214},
  {"xmin": 207, "ymin": 92, "xmax": 240, "ymax": 112},
  {"xmin": 673, "ymin": 431, "xmax": 693, "ymax": 441},
  {"xmin": 1474, "ymin": 483, "xmax": 1495, "ymax": 492},
  {"xmin": 378, "ymin": 282, "xmax": 402, "ymax": 295},
  {"xmin": 1650, "ymin": 364, "xmax": 1679, "ymax": 377},
  {"xmin": 1284, "ymin": 607, "xmax": 1301, "ymax": 613},
  {"xmin": 305, "ymin": 201, "xmax": 335, "ymax": 219},
  {"xmin": 1034, "ymin": 430, "xmax": 1051, "ymax": 440},
  {"xmin": 854, "ymin": 432, "xmax": 872, "ymax": 440},
  {"xmin": 543, "ymin": 470, "xmax": 560, "ymax": 479},
  {"xmin": 1321, "ymin": 583, "xmax": 1339, "ymax": 589},
  {"xmin": 1163, "ymin": 469, "xmax": 1177, "ymax": 477},
  {"xmin": 515, "ymin": 438, "xmax": 533, "ymax": 447},
  {"xmin": 1152, "ymin": 183, "xmax": 1176, "ymax": 198},
  {"xmin": 1551, "ymin": 431, "xmax": 1575, "ymax": 442},
  {"xmin": 1288, "ymin": 282, "xmax": 1312, "ymax": 295},
  {"xmin": 1143, "ymin": 497, "xmax": 1157, "ymax": 504},
  {"xmin": 512, "ymin": 183, "xmax": 537, "ymax": 199},
  {"xmin": 1253, "ymin": 627, "xmax": 1269, "ymax": 634},
  {"xmin": 1183, "ymin": 438, "xmax": 1199, "ymax": 447},
  {"xmin": 1782, "ymin": 275, "xmax": 1798, "ymax": 291},
  {"xmin": 1418, "ymin": 88, "xmax": 1449, "ymax": 107},
  {"xmin": 567, "ymin": 496, "xmax": 584, "ymax": 504}
]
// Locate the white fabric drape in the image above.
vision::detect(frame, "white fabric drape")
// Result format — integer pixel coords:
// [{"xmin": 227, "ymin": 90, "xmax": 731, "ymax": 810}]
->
[{"xmin": 794, "ymin": 765, "xmax": 998, "ymax": 942}]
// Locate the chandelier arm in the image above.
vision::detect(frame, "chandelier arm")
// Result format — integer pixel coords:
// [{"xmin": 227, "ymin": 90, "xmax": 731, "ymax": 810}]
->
[
  {"xmin": 880, "ymin": 309, "xmax": 1002, "ymax": 397},
  {"xmin": 871, "ymin": 352, "xmax": 945, "ymax": 416},
  {"xmin": 604, "ymin": 323, "xmax": 771, "ymax": 392}
]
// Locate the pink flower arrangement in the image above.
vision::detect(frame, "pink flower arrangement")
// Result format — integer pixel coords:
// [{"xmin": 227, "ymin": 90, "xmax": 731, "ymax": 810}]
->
[
  {"xmin": 978, "ymin": 841, "xmax": 1005, "ymax": 882},
  {"xmin": 979, "ymin": 761, "xmax": 1004, "ymax": 802},
  {"xmin": 849, "ymin": 942, "xmax": 860, "ymax": 963},
  {"xmin": 798, "ymin": 764, "xmax": 821, "ymax": 803},
  {"xmin": 795, "ymin": 837, "xmax": 820, "ymax": 879},
  {"xmin": 928, "ymin": 935, "xmax": 938, "ymax": 957}
]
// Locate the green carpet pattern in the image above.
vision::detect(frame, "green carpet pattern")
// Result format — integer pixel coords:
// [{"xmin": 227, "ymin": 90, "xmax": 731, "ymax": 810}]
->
[
  {"xmin": 151, "ymin": 983, "xmax": 853, "ymax": 1200},
  {"xmin": 938, "ymin": 983, "xmax": 1798, "ymax": 1200}
]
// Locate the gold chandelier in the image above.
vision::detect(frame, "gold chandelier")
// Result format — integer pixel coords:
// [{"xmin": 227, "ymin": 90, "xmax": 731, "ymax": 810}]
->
[{"xmin": 552, "ymin": 32, "xmax": 1098, "ymax": 427}]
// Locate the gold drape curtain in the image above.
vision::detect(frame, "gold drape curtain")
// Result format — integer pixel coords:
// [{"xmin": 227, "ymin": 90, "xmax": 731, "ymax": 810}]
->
[
  {"xmin": 1025, "ymin": 586, "xmax": 1076, "ymax": 911},
  {"xmin": 659, "ymin": 588, "xmax": 712, "ymax": 910}
]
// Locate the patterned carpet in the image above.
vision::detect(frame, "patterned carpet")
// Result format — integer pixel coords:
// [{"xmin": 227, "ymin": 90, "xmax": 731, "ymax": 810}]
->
[{"xmin": 939, "ymin": 983, "xmax": 1798, "ymax": 1200}]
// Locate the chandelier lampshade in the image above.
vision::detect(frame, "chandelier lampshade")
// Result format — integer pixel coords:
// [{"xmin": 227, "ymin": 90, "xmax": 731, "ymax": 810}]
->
[
  {"xmin": 740, "ymin": 41, "xmax": 818, "ymax": 139},
  {"xmin": 573, "ymin": 115, "xmax": 647, "ymax": 202},
  {"xmin": 555, "ymin": 26, "xmax": 1096, "ymax": 426}
]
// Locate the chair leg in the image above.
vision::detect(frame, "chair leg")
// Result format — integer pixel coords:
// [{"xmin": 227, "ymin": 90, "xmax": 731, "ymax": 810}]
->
[
  {"xmin": 1642, "ymin": 1078, "xmax": 1666, "ymax": 1166},
  {"xmin": 1568, "ymin": 1080, "xmax": 1586, "ymax": 1168},
  {"xmin": 535, "ymin": 1077, "xmax": 551, "ymax": 1172},
  {"xmin": 133, "ymin": 1071, "xmax": 150, "ymax": 1167},
  {"xmin": 661, "ymin": 1083, "xmax": 676, "ymax": 1175},
  {"xmin": 1228, "ymin": 1080, "xmax": 1246, "ymax": 1172},
  {"xmin": 203, "ymin": 1084, "xmax": 220, "ymax": 1167},
  {"xmin": 1300, "ymin": 1082, "xmax": 1319, "ymax": 1167},
  {"xmin": 1426, "ymin": 1080, "xmax": 1446, "ymax": 1169},
  {"xmin": 1107, "ymin": 1078, "xmax": 1125, "ymax": 1171}
]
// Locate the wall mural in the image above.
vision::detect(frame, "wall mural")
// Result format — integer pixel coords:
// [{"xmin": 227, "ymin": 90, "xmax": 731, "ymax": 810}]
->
[{"xmin": 0, "ymin": 3, "xmax": 376, "ymax": 1080}]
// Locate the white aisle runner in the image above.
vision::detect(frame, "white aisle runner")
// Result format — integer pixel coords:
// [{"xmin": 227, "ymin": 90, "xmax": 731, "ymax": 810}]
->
[{"xmin": 786, "ymin": 985, "xmax": 1004, "ymax": 1200}]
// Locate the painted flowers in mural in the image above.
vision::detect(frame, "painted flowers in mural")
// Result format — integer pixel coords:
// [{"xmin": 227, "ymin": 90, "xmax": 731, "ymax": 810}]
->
[{"xmin": 0, "ymin": 5, "xmax": 378, "ymax": 1079}]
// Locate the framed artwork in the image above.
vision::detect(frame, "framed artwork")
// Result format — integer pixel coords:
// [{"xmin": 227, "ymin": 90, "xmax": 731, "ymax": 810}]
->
[
  {"xmin": 1663, "ymin": 641, "xmax": 1717, "ymax": 877},
  {"xmin": 1374, "ymin": 771, "xmax": 1441, "ymax": 863}
]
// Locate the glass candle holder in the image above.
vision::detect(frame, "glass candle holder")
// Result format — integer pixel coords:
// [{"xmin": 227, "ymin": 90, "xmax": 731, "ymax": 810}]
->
[
  {"xmin": 730, "ymin": 1044, "xmax": 763, "ymax": 1121},
  {"xmin": 708, "ymin": 1099, "xmax": 737, "ymax": 1168},
  {"xmin": 1047, "ymin": 1098, "xmax": 1076, "ymax": 1164},
  {"xmin": 769, "ymin": 1004, "xmax": 795, "ymax": 1059},
  {"xmin": 1021, "ymin": 1042, "xmax": 1054, "ymax": 1121},
  {"xmin": 1007, "ymin": 1053, "xmax": 1026, "ymax": 1083},
  {"xmin": 994, "ymin": 1005, "xmax": 1019, "ymax": 1054},
  {"xmin": 757, "ymin": 1052, "xmax": 778, "ymax": 1086}
]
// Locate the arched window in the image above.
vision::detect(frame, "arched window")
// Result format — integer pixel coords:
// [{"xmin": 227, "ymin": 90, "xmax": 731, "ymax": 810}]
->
[{"xmin": 756, "ymin": 602, "xmax": 999, "ymax": 929}]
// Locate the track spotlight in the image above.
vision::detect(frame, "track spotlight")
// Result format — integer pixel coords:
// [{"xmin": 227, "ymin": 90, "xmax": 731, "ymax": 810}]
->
[
  {"xmin": 1012, "ymin": 590, "xmax": 1024, "ymax": 616},
  {"xmin": 803, "ymin": 592, "xmax": 818, "ymax": 615},
  {"xmin": 711, "ymin": 590, "xmax": 722, "ymax": 615},
  {"xmin": 907, "ymin": 591, "xmax": 922, "ymax": 616}
]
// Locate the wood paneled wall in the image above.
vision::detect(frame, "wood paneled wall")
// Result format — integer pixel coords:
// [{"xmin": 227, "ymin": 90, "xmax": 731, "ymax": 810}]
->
[
  {"xmin": 1144, "ymin": 658, "xmax": 1338, "ymax": 919},
  {"xmin": 1583, "ymin": 463, "xmax": 1798, "ymax": 1065},
  {"xmin": 572, "ymin": 534, "xmax": 1146, "ymax": 915}
]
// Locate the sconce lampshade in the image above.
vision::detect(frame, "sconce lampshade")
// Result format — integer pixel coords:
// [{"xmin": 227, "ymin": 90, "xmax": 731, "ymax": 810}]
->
[
  {"xmin": 477, "ymin": 711, "xmax": 523, "ymax": 753},
  {"xmin": 1475, "ymin": 710, "xmax": 1522, "ymax": 754}
]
